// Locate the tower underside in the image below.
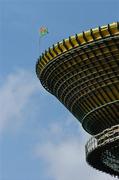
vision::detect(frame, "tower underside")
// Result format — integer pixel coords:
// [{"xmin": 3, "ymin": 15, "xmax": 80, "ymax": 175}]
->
[
  {"xmin": 36, "ymin": 22, "xmax": 119, "ymax": 177},
  {"xmin": 86, "ymin": 125, "xmax": 119, "ymax": 178}
]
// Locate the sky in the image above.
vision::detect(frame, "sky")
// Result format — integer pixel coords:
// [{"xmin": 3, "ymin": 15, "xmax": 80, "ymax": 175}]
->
[{"xmin": 0, "ymin": 0, "xmax": 119, "ymax": 180}]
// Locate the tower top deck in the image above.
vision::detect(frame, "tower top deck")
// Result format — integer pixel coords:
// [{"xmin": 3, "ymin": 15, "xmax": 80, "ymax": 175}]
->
[{"xmin": 36, "ymin": 22, "xmax": 119, "ymax": 75}]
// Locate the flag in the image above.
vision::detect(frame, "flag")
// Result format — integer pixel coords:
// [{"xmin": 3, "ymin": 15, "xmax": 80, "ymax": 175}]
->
[{"xmin": 39, "ymin": 27, "xmax": 48, "ymax": 37}]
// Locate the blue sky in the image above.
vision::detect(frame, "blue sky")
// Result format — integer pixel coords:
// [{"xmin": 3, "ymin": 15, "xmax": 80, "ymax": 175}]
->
[{"xmin": 0, "ymin": 0, "xmax": 119, "ymax": 180}]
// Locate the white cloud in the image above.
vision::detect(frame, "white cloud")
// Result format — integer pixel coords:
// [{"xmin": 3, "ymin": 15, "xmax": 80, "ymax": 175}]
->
[
  {"xmin": 35, "ymin": 120, "xmax": 116, "ymax": 180},
  {"xmin": 2, "ymin": 69, "xmax": 116, "ymax": 180},
  {"xmin": 0, "ymin": 69, "xmax": 45, "ymax": 133}
]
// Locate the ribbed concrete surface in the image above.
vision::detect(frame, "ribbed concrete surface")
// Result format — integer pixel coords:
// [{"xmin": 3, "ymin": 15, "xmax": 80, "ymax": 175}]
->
[{"xmin": 36, "ymin": 22, "xmax": 119, "ymax": 135}]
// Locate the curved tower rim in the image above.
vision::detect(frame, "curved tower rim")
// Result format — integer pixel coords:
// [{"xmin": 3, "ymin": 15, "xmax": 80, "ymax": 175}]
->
[{"xmin": 36, "ymin": 22, "xmax": 119, "ymax": 76}]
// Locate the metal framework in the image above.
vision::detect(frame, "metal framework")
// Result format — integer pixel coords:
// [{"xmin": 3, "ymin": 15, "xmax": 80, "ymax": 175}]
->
[
  {"xmin": 86, "ymin": 125, "xmax": 119, "ymax": 177},
  {"xmin": 36, "ymin": 22, "xmax": 119, "ymax": 177}
]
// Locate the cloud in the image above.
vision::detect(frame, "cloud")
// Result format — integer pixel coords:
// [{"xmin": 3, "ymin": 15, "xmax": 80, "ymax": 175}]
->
[
  {"xmin": 1, "ymin": 69, "xmax": 116, "ymax": 180},
  {"xmin": 34, "ymin": 119, "xmax": 116, "ymax": 180},
  {"xmin": 0, "ymin": 69, "xmax": 45, "ymax": 133}
]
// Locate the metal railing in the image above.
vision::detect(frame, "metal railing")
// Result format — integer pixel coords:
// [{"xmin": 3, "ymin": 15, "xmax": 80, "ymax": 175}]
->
[{"xmin": 85, "ymin": 125, "xmax": 119, "ymax": 156}]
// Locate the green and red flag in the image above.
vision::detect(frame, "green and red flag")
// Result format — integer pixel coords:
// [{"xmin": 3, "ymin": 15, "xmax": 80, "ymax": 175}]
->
[{"xmin": 39, "ymin": 27, "xmax": 48, "ymax": 37}]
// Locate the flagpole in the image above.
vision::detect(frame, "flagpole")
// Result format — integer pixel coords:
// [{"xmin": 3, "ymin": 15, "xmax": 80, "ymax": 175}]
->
[{"xmin": 39, "ymin": 35, "xmax": 41, "ymax": 56}]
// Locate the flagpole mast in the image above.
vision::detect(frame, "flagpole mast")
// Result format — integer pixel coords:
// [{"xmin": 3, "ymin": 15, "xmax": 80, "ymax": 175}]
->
[{"xmin": 39, "ymin": 35, "xmax": 41, "ymax": 56}]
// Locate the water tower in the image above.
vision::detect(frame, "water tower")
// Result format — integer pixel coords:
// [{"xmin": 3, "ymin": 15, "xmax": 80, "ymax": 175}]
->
[{"xmin": 36, "ymin": 22, "xmax": 119, "ymax": 177}]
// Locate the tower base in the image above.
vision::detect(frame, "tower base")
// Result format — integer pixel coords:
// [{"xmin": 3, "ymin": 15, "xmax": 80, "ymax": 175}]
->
[{"xmin": 85, "ymin": 125, "xmax": 119, "ymax": 178}]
